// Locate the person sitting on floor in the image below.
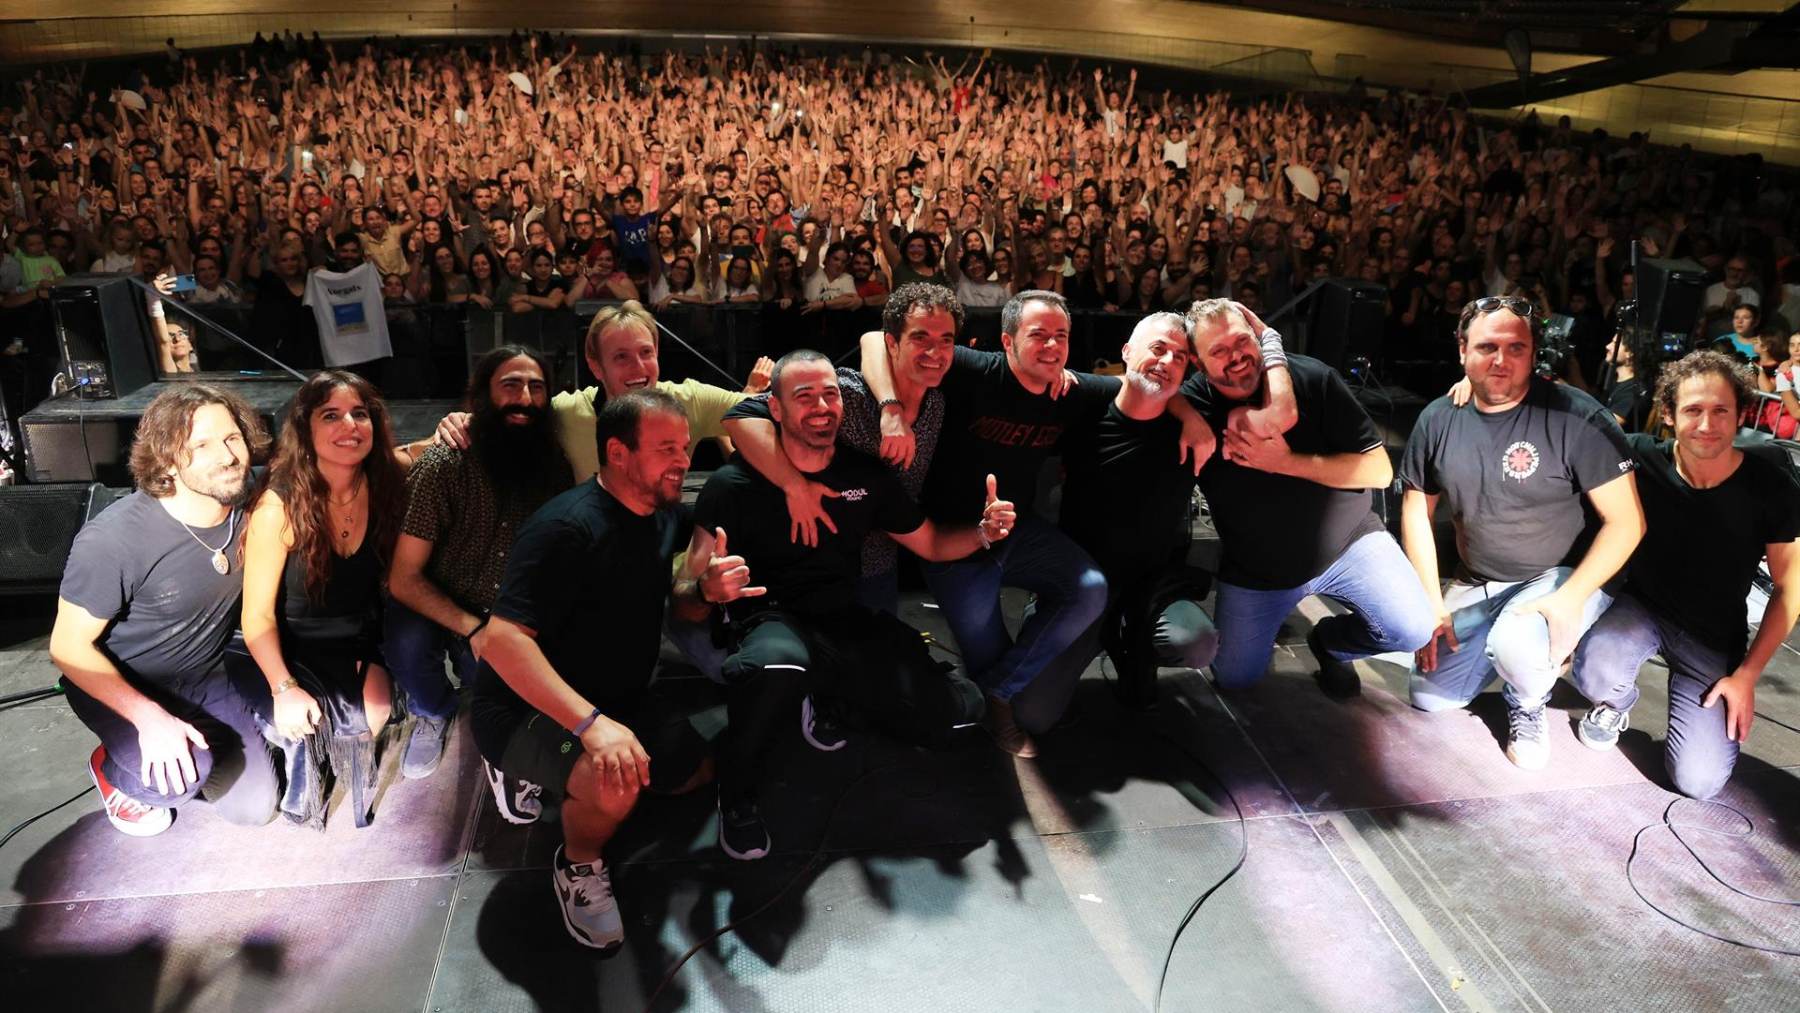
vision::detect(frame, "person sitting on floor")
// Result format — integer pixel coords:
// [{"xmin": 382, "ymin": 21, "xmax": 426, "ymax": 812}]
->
[
  {"xmin": 1571, "ymin": 350, "xmax": 1800, "ymax": 799},
  {"xmin": 233, "ymin": 371, "xmax": 407, "ymax": 828},
  {"xmin": 387, "ymin": 346, "xmax": 572, "ymax": 797},
  {"xmin": 469, "ymin": 390, "xmax": 759, "ymax": 951},
  {"xmin": 691, "ymin": 350, "xmax": 1000, "ymax": 861},
  {"xmin": 50, "ymin": 384, "xmax": 279, "ymax": 836}
]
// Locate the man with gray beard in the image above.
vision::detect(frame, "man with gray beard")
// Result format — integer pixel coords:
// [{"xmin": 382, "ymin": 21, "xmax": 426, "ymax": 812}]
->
[{"xmin": 1048, "ymin": 313, "xmax": 1226, "ymax": 713}]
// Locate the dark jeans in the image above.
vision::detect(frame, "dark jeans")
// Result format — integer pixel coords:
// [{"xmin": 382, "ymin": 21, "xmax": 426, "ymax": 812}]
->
[
  {"xmin": 1015, "ymin": 565, "xmax": 1220, "ymax": 733},
  {"xmin": 717, "ymin": 607, "xmax": 984, "ymax": 806},
  {"xmin": 382, "ymin": 596, "xmax": 474, "ymax": 722},
  {"xmin": 62, "ymin": 667, "xmax": 279, "ymax": 825},
  {"xmin": 920, "ymin": 514, "xmax": 1109, "ymax": 702},
  {"xmin": 1572, "ymin": 592, "xmax": 1739, "ymax": 800}
]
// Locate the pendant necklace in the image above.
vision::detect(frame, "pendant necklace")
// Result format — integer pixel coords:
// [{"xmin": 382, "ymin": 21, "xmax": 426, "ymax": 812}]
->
[{"xmin": 179, "ymin": 510, "xmax": 238, "ymax": 575}]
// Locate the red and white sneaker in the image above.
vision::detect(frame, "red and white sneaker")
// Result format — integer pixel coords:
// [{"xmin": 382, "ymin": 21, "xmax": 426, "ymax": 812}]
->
[{"xmin": 87, "ymin": 746, "xmax": 173, "ymax": 837}]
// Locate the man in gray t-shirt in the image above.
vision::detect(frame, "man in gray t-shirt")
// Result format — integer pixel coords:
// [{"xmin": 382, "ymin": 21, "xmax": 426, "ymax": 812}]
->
[
  {"xmin": 51, "ymin": 385, "xmax": 279, "ymax": 836},
  {"xmin": 1398, "ymin": 298, "xmax": 1643, "ymax": 771}
]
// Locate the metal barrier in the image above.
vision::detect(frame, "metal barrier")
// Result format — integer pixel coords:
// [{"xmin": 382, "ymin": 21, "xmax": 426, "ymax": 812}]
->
[{"xmin": 162, "ymin": 300, "xmax": 1154, "ymax": 398}]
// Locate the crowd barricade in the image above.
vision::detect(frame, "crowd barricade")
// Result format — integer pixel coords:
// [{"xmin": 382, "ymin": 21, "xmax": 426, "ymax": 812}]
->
[{"xmin": 143, "ymin": 299, "xmax": 1154, "ymax": 400}]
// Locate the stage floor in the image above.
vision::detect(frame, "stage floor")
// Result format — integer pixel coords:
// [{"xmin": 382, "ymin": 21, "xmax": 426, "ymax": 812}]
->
[{"xmin": 3, "ymin": 512, "xmax": 1799, "ymax": 1012}]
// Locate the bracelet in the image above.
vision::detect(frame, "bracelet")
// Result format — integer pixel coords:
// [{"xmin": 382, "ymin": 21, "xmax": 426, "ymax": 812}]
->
[
  {"xmin": 877, "ymin": 397, "xmax": 903, "ymax": 412},
  {"xmin": 272, "ymin": 677, "xmax": 298, "ymax": 696},
  {"xmin": 572, "ymin": 706, "xmax": 603, "ymax": 737},
  {"xmin": 1258, "ymin": 328, "xmax": 1288, "ymax": 369},
  {"xmin": 977, "ymin": 522, "xmax": 993, "ymax": 551},
  {"xmin": 463, "ymin": 612, "xmax": 490, "ymax": 641}
]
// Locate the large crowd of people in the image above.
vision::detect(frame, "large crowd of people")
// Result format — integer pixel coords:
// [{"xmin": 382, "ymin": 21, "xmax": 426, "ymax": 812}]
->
[
  {"xmin": 3, "ymin": 33, "xmax": 1799, "ymax": 419},
  {"xmin": 10, "ymin": 33, "xmax": 1800, "ymax": 955}
]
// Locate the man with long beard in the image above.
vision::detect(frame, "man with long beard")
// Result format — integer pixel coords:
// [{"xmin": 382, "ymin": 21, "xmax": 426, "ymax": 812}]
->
[
  {"xmin": 387, "ymin": 346, "xmax": 573, "ymax": 796},
  {"xmin": 51, "ymin": 384, "xmax": 280, "ymax": 836}
]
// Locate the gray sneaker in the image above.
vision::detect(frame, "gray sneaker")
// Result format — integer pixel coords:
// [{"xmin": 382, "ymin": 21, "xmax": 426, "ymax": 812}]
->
[
  {"xmin": 401, "ymin": 714, "xmax": 451, "ymax": 780},
  {"xmin": 1577, "ymin": 704, "xmax": 1630, "ymax": 751},
  {"xmin": 1505, "ymin": 702, "xmax": 1550, "ymax": 770},
  {"xmin": 552, "ymin": 845, "xmax": 623, "ymax": 951}
]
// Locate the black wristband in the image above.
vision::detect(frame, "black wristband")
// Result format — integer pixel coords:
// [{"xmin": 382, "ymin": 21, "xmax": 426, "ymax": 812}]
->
[
  {"xmin": 877, "ymin": 397, "xmax": 903, "ymax": 411},
  {"xmin": 463, "ymin": 612, "xmax": 490, "ymax": 641}
]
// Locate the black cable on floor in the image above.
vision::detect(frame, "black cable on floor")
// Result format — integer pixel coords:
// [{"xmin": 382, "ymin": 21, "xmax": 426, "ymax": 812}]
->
[
  {"xmin": 0, "ymin": 786, "xmax": 93, "ymax": 853},
  {"xmin": 1095, "ymin": 659, "xmax": 1250, "ymax": 1012},
  {"xmin": 641, "ymin": 761, "xmax": 905, "ymax": 1013},
  {"xmin": 1626, "ymin": 797, "xmax": 1800, "ymax": 957},
  {"xmin": 0, "ymin": 684, "xmax": 61, "ymax": 710}
]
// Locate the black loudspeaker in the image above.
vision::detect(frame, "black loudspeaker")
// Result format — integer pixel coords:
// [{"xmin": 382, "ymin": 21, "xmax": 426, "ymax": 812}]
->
[
  {"xmin": 48, "ymin": 274, "xmax": 156, "ymax": 400},
  {"xmin": 1633, "ymin": 257, "xmax": 1707, "ymax": 340},
  {"xmin": 1306, "ymin": 278, "xmax": 1388, "ymax": 373},
  {"xmin": 0, "ymin": 482, "xmax": 118, "ymax": 596}
]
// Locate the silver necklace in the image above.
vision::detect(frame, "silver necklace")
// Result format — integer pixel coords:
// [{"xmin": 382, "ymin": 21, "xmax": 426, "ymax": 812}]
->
[{"xmin": 179, "ymin": 510, "xmax": 238, "ymax": 575}]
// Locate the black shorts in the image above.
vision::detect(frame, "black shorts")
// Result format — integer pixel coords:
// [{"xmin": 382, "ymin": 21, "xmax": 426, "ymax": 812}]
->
[{"xmin": 493, "ymin": 686, "xmax": 707, "ymax": 807}]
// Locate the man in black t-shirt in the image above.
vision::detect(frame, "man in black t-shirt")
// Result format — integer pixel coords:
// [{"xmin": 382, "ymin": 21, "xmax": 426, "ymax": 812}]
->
[
  {"xmin": 1185, "ymin": 300, "xmax": 1436, "ymax": 698},
  {"xmin": 1400, "ymin": 297, "xmax": 1643, "ymax": 771},
  {"xmin": 1599, "ymin": 331, "xmax": 1649, "ymax": 432},
  {"xmin": 1050, "ymin": 313, "xmax": 1222, "ymax": 714},
  {"xmin": 469, "ymin": 390, "xmax": 757, "ymax": 952},
  {"xmin": 692, "ymin": 350, "xmax": 1004, "ymax": 861},
  {"xmin": 856, "ymin": 290, "xmax": 1225, "ymax": 752},
  {"xmin": 52, "ymin": 384, "xmax": 279, "ymax": 837},
  {"xmin": 1572, "ymin": 352, "xmax": 1800, "ymax": 798}
]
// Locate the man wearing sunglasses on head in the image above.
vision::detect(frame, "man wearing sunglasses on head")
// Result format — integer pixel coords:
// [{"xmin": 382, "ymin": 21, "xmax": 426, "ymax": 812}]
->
[{"xmin": 1399, "ymin": 296, "xmax": 1645, "ymax": 770}]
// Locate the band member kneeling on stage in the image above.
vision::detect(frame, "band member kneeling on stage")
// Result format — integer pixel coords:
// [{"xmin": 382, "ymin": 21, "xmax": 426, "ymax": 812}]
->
[
  {"xmin": 1048, "ymin": 312, "xmax": 1222, "ymax": 713},
  {"xmin": 1571, "ymin": 351, "xmax": 1800, "ymax": 798},
  {"xmin": 691, "ymin": 351, "xmax": 1001, "ymax": 861},
  {"xmin": 1401, "ymin": 296, "xmax": 1643, "ymax": 770},
  {"xmin": 235, "ymin": 371, "xmax": 407, "ymax": 828},
  {"xmin": 387, "ymin": 346, "xmax": 571, "ymax": 802},
  {"xmin": 51, "ymin": 384, "xmax": 279, "ymax": 835},
  {"xmin": 1185, "ymin": 299, "xmax": 1435, "ymax": 697},
  {"xmin": 469, "ymin": 390, "xmax": 746, "ymax": 951}
]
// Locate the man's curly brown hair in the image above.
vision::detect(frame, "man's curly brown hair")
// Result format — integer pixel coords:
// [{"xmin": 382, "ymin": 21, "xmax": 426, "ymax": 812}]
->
[
  {"xmin": 128, "ymin": 383, "xmax": 269, "ymax": 497},
  {"xmin": 1651, "ymin": 349, "xmax": 1754, "ymax": 425}
]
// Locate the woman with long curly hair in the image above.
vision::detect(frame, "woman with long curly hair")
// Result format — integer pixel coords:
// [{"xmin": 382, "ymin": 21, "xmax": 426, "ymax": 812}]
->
[{"xmin": 236, "ymin": 371, "xmax": 408, "ymax": 827}]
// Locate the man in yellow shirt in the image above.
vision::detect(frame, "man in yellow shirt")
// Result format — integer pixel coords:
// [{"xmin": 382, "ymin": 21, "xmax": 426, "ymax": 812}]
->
[{"xmin": 422, "ymin": 301, "xmax": 771, "ymax": 483}]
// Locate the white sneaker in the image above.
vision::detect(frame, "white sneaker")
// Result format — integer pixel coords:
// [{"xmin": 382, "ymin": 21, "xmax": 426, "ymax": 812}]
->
[
  {"xmin": 484, "ymin": 759, "xmax": 542, "ymax": 825},
  {"xmin": 1505, "ymin": 703, "xmax": 1550, "ymax": 770},
  {"xmin": 552, "ymin": 845, "xmax": 624, "ymax": 951}
]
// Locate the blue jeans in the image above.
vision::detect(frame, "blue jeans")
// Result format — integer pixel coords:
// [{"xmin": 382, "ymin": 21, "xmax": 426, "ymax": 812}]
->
[
  {"xmin": 383, "ymin": 596, "xmax": 474, "ymax": 722},
  {"xmin": 1408, "ymin": 567, "xmax": 1612, "ymax": 712},
  {"xmin": 1211, "ymin": 531, "xmax": 1436, "ymax": 690},
  {"xmin": 921, "ymin": 514, "xmax": 1108, "ymax": 702},
  {"xmin": 1015, "ymin": 575, "xmax": 1220, "ymax": 733},
  {"xmin": 1573, "ymin": 593, "xmax": 1738, "ymax": 799}
]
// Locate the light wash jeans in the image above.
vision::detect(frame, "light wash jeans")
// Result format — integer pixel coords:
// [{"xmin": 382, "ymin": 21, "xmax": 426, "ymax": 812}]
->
[{"xmin": 1409, "ymin": 566, "xmax": 1612, "ymax": 712}]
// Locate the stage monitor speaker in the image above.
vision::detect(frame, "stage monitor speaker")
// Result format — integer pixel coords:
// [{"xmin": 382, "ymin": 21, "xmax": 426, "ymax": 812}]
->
[
  {"xmin": 1306, "ymin": 278, "xmax": 1387, "ymax": 374},
  {"xmin": 0, "ymin": 482, "xmax": 116, "ymax": 596},
  {"xmin": 1633, "ymin": 257, "xmax": 1706, "ymax": 340},
  {"xmin": 49, "ymin": 275, "xmax": 156, "ymax": 400}
]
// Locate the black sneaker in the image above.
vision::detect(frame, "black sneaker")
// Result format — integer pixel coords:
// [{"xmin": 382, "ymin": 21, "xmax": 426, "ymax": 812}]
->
[
  {"xmin": 1306, "ymin": 624, "xmax": 1362, "ymax": 698},
  {"xmin": 801, "ymin": 695, "xmax": 848, "ymax": 752},
  {"xmin": 717, "ymin": 796, "xmax": 771, "ymax": 861},
  {"xmin": 1577, "ymin": 703, "xmax": 1630, "ymax": 751}
]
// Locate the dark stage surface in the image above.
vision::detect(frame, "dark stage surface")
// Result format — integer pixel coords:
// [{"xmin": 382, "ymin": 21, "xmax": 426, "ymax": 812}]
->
[{"xmin": 2, "ymin": 504, "xmax": 1799, "ymax": 1012}]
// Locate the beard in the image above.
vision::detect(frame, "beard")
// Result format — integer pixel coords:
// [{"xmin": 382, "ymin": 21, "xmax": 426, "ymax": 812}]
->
[
  {"xmin": 179, "ymin": 460, "xmax": 252, "ymax": 506},
  {"xmin": 1126, "ymin": 370, "xmax": 1170, "ymax": 399},
  {"xmin": 469, "ymin": 400, "xmax": 571, "ymax": 504}
]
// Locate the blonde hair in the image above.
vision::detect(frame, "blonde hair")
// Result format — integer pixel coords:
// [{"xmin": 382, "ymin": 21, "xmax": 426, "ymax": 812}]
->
[{"xmin": 584, "ymin": 300, "xmax": 658, "ymax": 362}]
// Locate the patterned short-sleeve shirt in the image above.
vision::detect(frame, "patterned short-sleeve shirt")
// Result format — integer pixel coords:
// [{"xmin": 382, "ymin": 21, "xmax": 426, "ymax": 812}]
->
[{"xmin": 401, "ymin": 444, "xmax": 556, "ymax": 612}]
